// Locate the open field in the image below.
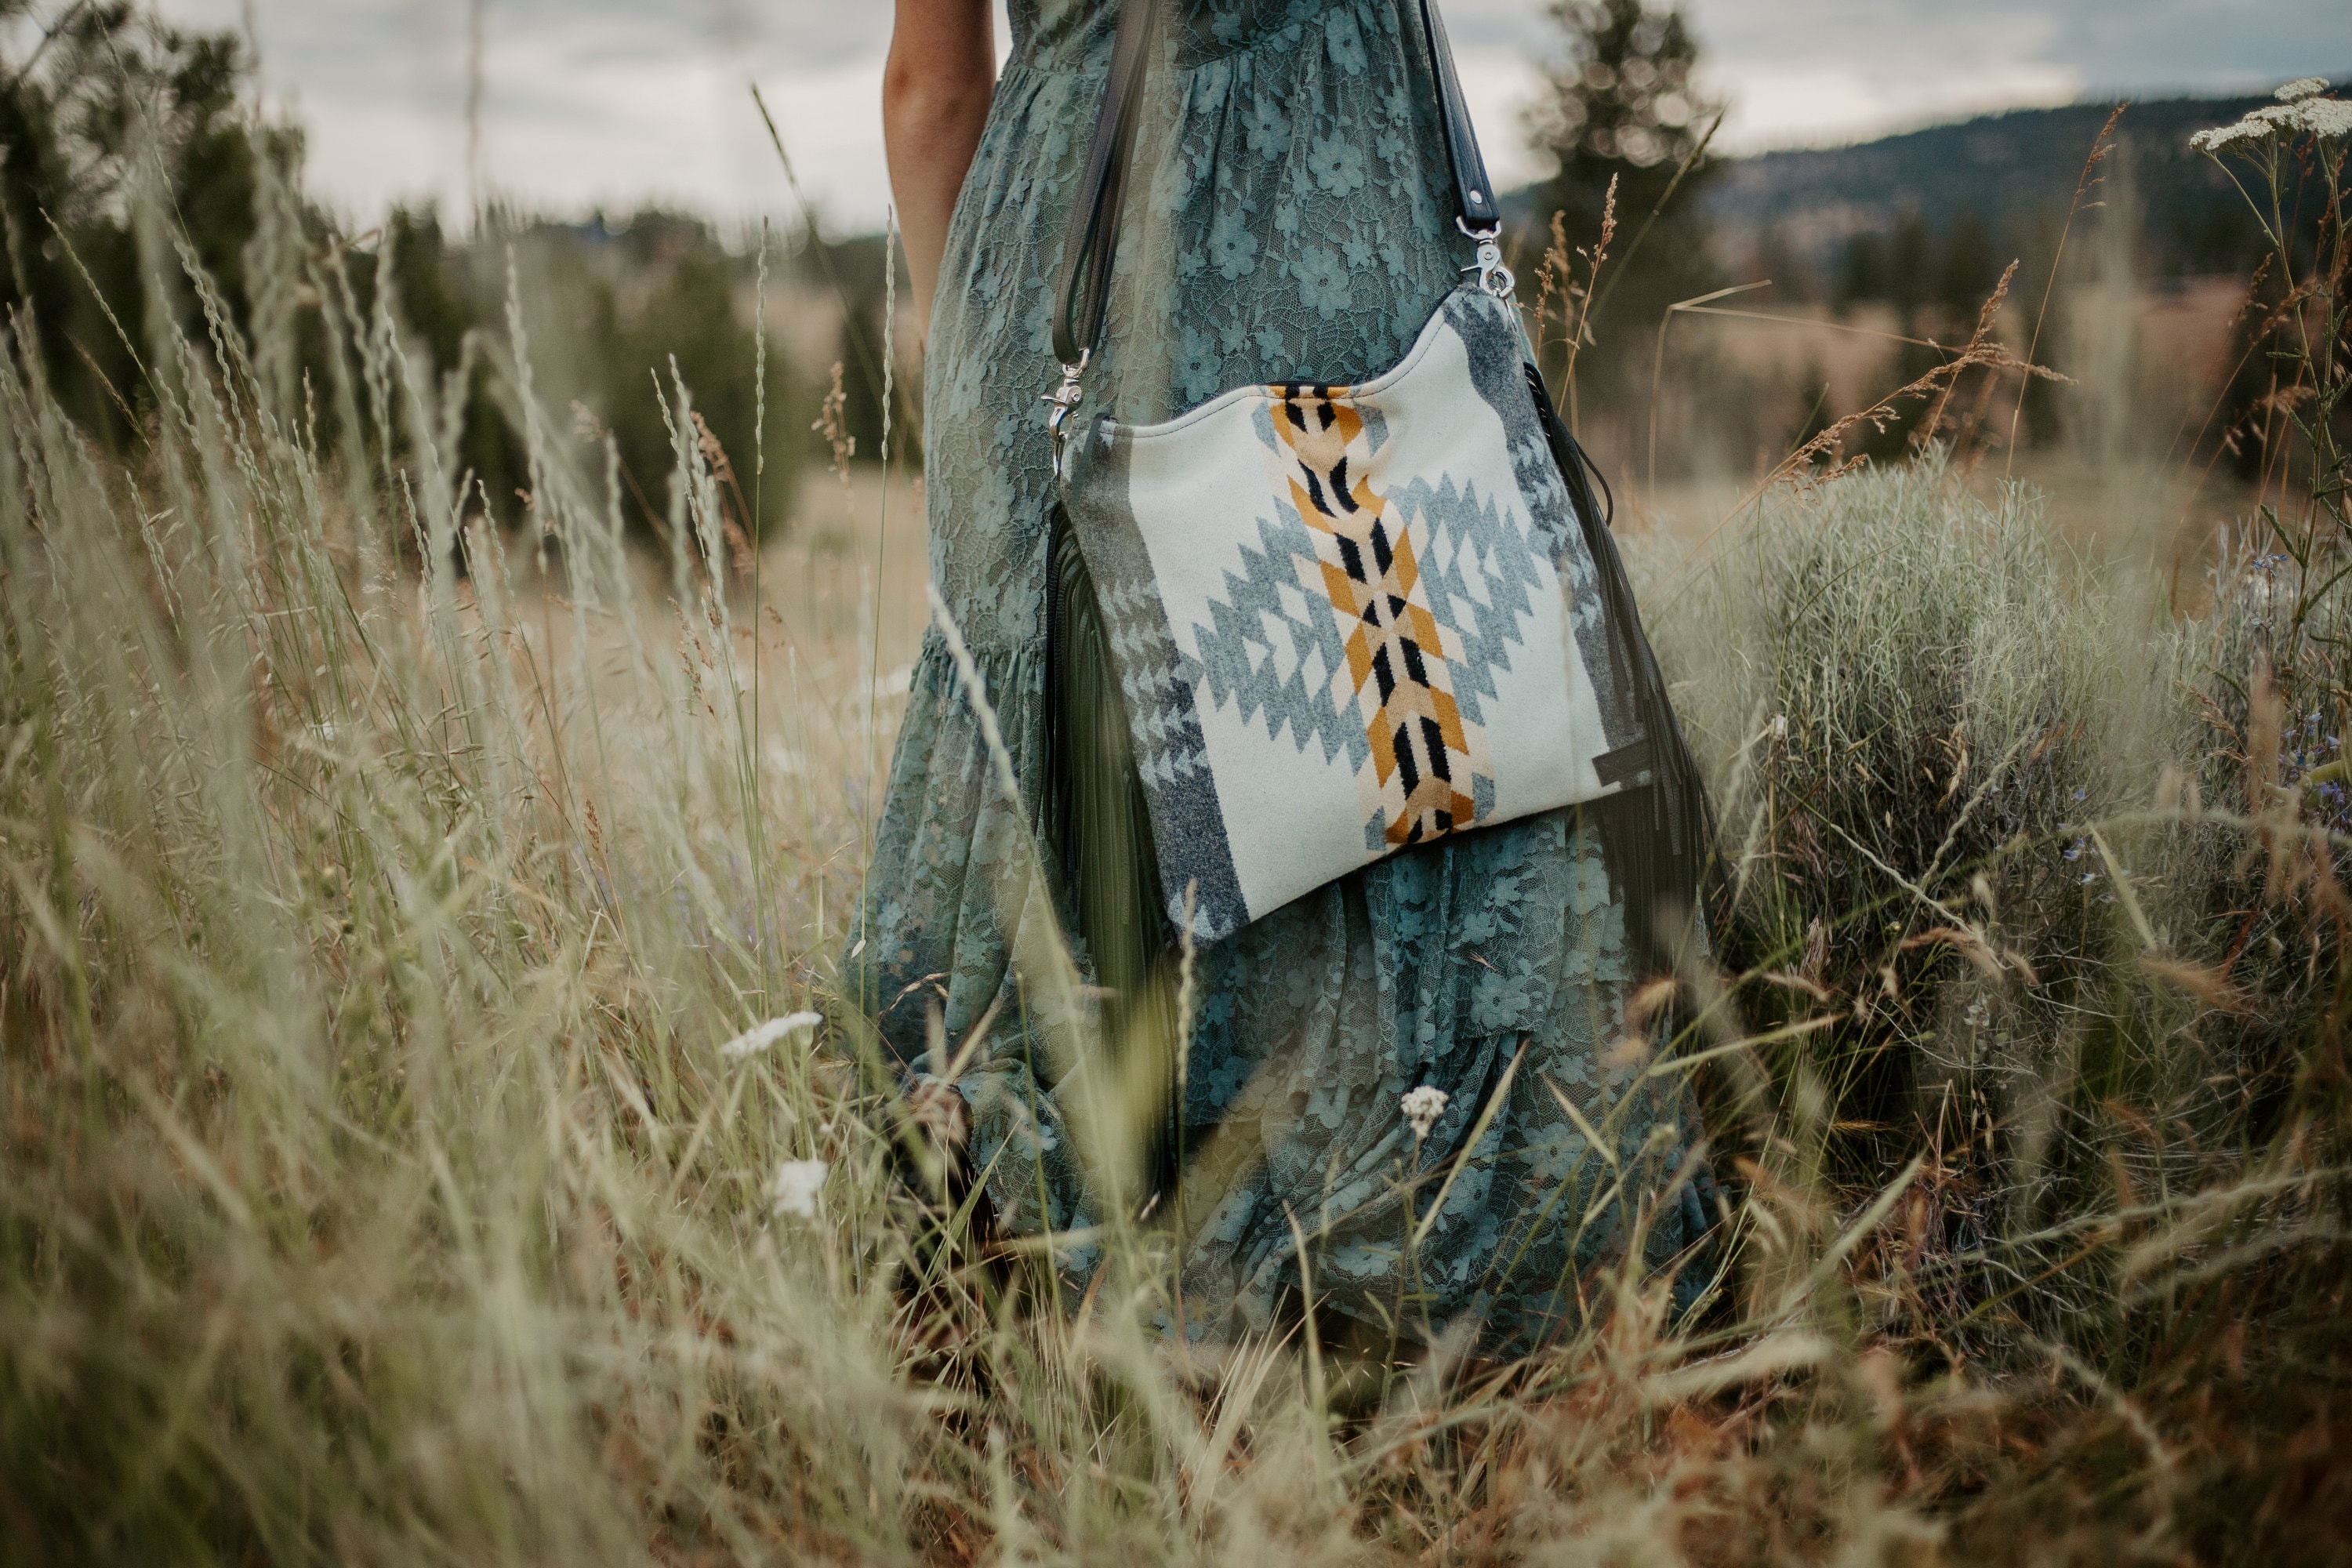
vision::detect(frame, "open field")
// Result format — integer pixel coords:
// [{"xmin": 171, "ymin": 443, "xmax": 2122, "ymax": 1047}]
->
[
  {"xmin": 5, "ymin": 231, "xmax": 2352, "ymax": 1562},
  {"xmin": 1610, "ymin": 277, "xmax": 2271, "ymax": 572},
  {"xmin": 2, "ymin": 36, "xmax": 2350, "ymax": 1565}
]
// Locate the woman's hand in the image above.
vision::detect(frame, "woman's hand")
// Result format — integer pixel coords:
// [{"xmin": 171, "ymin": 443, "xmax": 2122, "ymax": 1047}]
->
[{"xmin": 883, "ymin": 0, "xmax": 996, "ymax": 331}]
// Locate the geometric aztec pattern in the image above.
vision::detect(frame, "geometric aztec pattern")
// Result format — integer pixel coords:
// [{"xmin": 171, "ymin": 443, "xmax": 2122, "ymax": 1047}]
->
[
  {"xmin": 1062, "ymin": 283, "xmax": 1638, "ymax": 942},
  {"xmin": 1261, "ymin": 381, "xmax": 1489, "ymax": 848}
]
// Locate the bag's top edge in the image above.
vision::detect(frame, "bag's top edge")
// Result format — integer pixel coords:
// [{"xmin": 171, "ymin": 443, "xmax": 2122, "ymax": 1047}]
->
[{"xmin": 1083, "ymin": 282, "xmax": 1511, "ymax": 448}]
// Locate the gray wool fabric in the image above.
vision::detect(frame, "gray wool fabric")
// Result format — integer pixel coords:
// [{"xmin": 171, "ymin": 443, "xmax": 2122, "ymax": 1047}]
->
[{"xmin": 853, "ymin": 0, "xmax": 1715, "ymax": 1352}]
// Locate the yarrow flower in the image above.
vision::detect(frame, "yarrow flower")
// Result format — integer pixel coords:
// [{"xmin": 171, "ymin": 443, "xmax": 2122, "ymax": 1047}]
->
[
  {"xmin": 2299, "ymin": 99, "xmax": 2352, "ymax": 140},
  {"xmin": 768, "ymin": 1158, "xmax": 829, "ymax": 1218},
  {"xmin": 2193, "ymin": 87, "xmax": 2352, "ymax": 153},
  {"xmin": 720, "ymin": 1011, "xmax": 823, "ymax": 1060},
  {"xmin": 1400, "ymin": 1085, "xmax": 1449, "ymax": 1139},
  {"xmin": 2188, "ymin": 120, "xmax": 2261, "ymax": 155},
  {"xmin": 2196, "ymin": 105, "xmax": 2299, "ymax": 151}
]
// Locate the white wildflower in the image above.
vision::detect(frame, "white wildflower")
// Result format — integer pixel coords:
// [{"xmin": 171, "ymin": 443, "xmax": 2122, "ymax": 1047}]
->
[
  {"xmin": 720, "ymin": 1010, "xmax": 823, "ymax": 1060},
  {"xmin": 1769, "ymin": 713, "xmax": 1789, "ymax": 743},
  {"xmin": 768, "ymin": 1158, "xmax": 829, "ymax": 1218},
  {"xmin": 1963, "ymin": 995, "xmax": 1991, "ymax": 1030},
  {"xmin": 2193, "ymin": 100, "xmax": 2316, "ymax": 154},
  {"xmin": 2276, "ymin": 77, "xmax": 2330, "ymax": 103},
  {"xmin": 2189, "ymin": 123, "xmax": 2251, "ymax": 154},
  {"xmin": 1400, "ymin": 1085, "xmax": 1449, "ymax": 1140},
  {"xmin": 2294, "ymin": 98, "xmax": 2352, "ymax": 140}
]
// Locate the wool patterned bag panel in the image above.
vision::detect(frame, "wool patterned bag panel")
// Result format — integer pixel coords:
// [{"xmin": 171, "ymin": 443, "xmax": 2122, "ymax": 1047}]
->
[{"xmin": 1057, "ymin": 285, "xmax": 1651, "ymax": 945}]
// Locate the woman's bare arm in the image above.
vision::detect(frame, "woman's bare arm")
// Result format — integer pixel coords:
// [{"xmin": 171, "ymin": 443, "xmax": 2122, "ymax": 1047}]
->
[{"xmin": 883, "ymin": 0, "xmax": 996, "ymax": 328}]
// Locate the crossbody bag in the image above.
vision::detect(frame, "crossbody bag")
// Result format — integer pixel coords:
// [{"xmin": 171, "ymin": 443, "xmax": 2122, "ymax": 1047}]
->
[{"xmin": 1043, "ymin": 0, "xmax": 1709, "ymax": 959}]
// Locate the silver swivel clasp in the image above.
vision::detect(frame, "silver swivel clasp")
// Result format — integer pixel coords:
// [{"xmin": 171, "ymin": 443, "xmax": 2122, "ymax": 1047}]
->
[
  {"xmin": 1457, "ymin": 216, "xmax": 1514, "ymax": 300},
  {"xmin": 1042, "ymin": 349, "xmax": 1090, "ymax": 481}
]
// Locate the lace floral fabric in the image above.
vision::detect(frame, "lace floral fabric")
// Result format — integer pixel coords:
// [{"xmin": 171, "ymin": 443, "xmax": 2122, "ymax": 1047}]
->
[{"xmin": 855, "ymin": 0, "xmax": 1717, "ymax": 1352}]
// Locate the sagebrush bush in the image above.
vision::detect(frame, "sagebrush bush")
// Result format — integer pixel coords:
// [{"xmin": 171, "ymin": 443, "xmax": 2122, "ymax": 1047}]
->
[
  {"xmin": 1650, "ymin": 459, "xmax": 2344, "ymax": 1375},
  {"xmin": 1654, "ymin": 459, "xmax": 2207, "ymax": 1155}
]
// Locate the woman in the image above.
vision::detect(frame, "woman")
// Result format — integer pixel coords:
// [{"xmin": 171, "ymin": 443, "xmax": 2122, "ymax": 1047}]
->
[{"xmin": 867, "ymin": 0, "xmax": 1715, "ymax": 1353}]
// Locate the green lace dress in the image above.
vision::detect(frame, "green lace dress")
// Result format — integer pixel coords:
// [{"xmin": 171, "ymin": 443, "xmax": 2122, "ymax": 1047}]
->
[{"xmin": 857, "ymin": 0, "xmax": 1715, "ymax": 1352}]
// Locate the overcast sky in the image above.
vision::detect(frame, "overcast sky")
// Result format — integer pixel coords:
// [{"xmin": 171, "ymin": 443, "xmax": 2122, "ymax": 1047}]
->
[{"xmin": 134, "ymin": 0, "xmax": 2351, "ymax": 234}]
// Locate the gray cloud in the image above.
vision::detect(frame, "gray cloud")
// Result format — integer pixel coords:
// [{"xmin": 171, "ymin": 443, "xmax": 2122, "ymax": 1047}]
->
[{"xmin": 143, "ymin": 0, "xmax": 2352, "ymax": 227}]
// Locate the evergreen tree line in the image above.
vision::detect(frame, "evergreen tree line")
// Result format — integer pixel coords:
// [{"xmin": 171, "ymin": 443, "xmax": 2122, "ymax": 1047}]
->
[
  {"xmin": 1518, "ymin": 0, "xmax": 2331, "ymax": 480},
  {"xmin": 2, "ymin": 0, "xmax": 2318, "ymax": 504},
  {"xmin": 0, "ymin": 4, "xmax": 907, "ymax": 543}
]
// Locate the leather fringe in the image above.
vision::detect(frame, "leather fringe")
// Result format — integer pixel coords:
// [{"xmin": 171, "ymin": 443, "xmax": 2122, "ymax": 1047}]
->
[
  {"xmin": 1525, "ymin": 366, "xmax": 1719, "ymax": 979},
  {"xmin": 1047, "ymin": 506, "xmax": 1183, "ymax": 1199}
]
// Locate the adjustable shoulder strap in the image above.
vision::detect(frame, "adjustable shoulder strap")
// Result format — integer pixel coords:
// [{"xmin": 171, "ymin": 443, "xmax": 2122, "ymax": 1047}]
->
[
  {"xmin": 1050, "ymin": 0, "xmax": 1163, "ymax": 369},
  {"xmin": 1051, "ymin": 0, "xmax": 1501, "ymax": 375},
  {"xmin": 1415, "ymin": 0, "xmax": 1500, "ymax": 230}
]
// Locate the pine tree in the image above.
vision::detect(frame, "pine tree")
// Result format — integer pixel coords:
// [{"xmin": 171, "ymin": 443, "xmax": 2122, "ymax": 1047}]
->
[
  {"xmin": 1527, "ymin": 0, "xmax": 1718, "ymax": 235},
  {"xmin": 1936, "ymin": 209, "xmax": 2002, "ymax": 326},
  {"xmin": 1836, "ymin": 230, "xmax": 1889, "ymax": 313},
  {"xmin": 1751, "ymin": 223, "xmax": 1812, "ymax": 306},
  {"xmin": 1885, "ymin": 209, "xmax": 1932, "ymax": 323},
  {"xmin": 1525, "ymin": 0, "xmax": 1722, "ymax": 411},
  {"xmin": 0, "ymin": 3, "xmax": 285, "ymax": 450}
]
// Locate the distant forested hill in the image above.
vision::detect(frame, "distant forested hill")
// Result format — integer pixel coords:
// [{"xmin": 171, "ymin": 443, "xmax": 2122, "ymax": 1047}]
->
[{"xmin": 1697, "ymin": 89, "xmax": 2342, "ymax": 281}]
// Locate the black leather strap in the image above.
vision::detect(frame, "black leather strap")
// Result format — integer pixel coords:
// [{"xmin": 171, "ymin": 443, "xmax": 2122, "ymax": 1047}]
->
[
  {"xmin": 1051, "ymin": 0, "xmax": 1162, "ymax": 367},
  {"xmin": 1052, "ymin": 0, "xmax": 1499, "ymax": 371},
  {"xmin": 1415, "ymin": 0, "xmax": 1500, "ymax": 229}
]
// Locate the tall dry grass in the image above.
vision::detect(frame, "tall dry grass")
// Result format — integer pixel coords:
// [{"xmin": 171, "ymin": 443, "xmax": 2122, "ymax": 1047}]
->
[{"xmin": 2, "ymin": 105, "xmax": 2350, "ymax": 1568}]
